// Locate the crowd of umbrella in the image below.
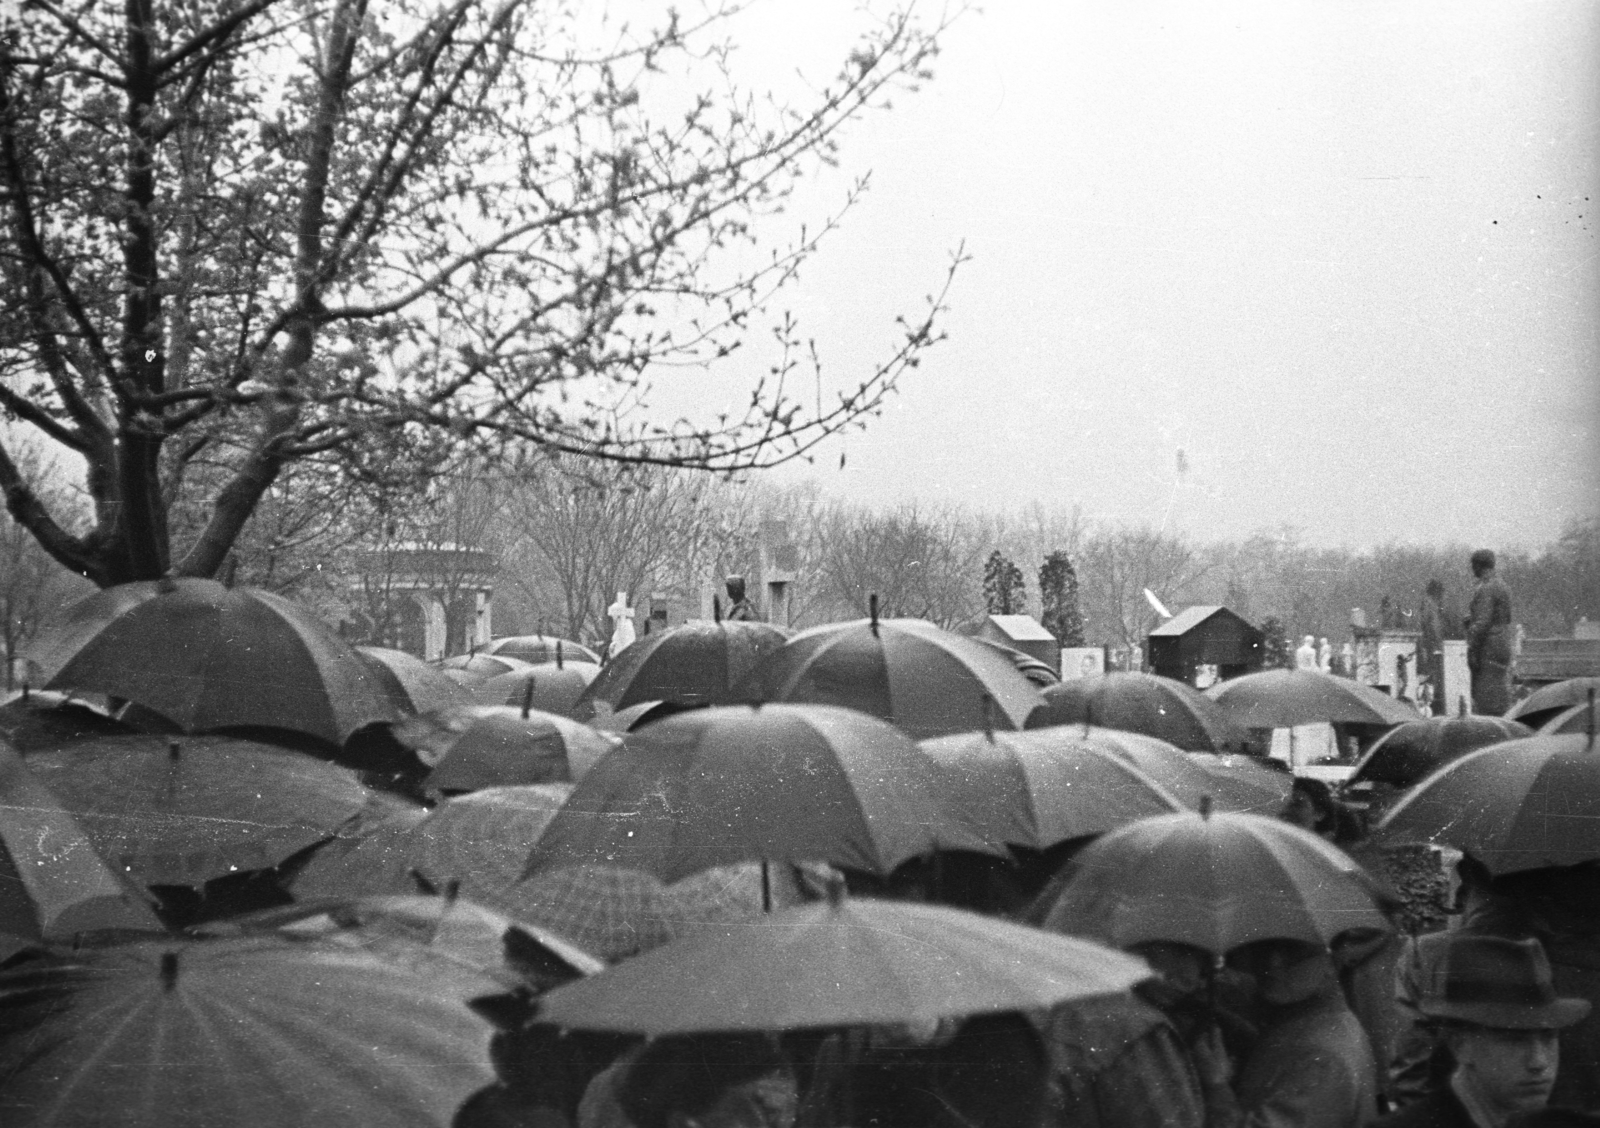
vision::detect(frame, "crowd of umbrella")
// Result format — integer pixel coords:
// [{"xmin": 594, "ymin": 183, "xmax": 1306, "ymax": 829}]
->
[{"xmin": 1, "ymin": 576, "xmax": 1595, "ymax": 1126}]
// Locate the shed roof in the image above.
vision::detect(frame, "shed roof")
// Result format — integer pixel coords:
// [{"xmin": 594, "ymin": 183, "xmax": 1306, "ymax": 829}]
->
[
  {"xmin": 983, "ymin": 614, "xmax": 1057, "ymax": 642},
  {"xmin": 1150, "ymin": 605, "xmax": 1233, "ymax": 637}
]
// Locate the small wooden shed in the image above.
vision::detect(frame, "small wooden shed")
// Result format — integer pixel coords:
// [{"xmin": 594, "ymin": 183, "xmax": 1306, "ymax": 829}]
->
[
  {"xmin": 967, "ymin": 614, "xmax": 1062, "ymax": 673},
  {"xmin": 1147, "ymin": 606, "xmax": 1264, "ymax": 685}
]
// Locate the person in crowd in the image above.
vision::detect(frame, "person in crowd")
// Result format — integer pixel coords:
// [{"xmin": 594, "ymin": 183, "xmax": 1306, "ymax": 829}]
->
[
  {"xmin": 1464, "ymin": 551, "xmax": 1514, "ymax": 716},
  {"xmin": 1038, "ymin": 938, "xmax": 1243, "ymax": 1128},
  {"xmin": 1221, "ymin": 937, "xmax": 1379, "ymax": 1127},
  {"xmin": 1418, "ymin": 581, "xmax": 1451, "ymax": 716},
  {"xmin": 1388, "ymin": 859, "xmax": 1600, "ymax": 1113},
  {"xmin": 1371, "ymin": 936, "xmax": 1590, "ymax": 1128},
  {"xmin": 1298, "ymin": 636, "xmax": 1320, "ymax": 671},
  {"xmin": 579, "ymin": 1033, "xmax": 798, "ymax": 1128}
]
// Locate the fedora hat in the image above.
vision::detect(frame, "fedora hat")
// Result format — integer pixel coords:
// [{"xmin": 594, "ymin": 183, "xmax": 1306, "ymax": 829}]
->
[{"xmin": 1419, "ymin": 936, "xmax": 1590, "ymax": 1030}]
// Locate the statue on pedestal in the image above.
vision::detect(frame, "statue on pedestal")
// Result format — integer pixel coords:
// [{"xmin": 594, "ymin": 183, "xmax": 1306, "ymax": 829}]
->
[{"xmin": 606, "ymin": 591, "xmax": 636, "ymax": 657}]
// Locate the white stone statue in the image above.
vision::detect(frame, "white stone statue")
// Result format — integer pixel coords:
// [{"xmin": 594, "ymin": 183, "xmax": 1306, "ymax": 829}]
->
[
  {"xmin": 606, "ymin": 591, "xmax": 637, "ymax": 656},
  {"xmin": 1316, "ymin": 637, "xmax": 1332, "ymax": 673},
  {"xmin": 1295, "ymin": 634, "xmax": 1318, "ymax": 670}
]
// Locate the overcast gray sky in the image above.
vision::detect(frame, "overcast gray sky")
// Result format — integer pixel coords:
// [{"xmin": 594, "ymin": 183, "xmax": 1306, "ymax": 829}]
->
[{"xmin": 693, "ymin": 0, "xmax": 1599, "ymax": 550}]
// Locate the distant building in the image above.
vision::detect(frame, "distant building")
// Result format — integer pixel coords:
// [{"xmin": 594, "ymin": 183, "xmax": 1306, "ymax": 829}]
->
[
  {"xmin": 1146, "ymin": 605, "xmax": 1264, "ymax": 685},
  {"xmin": 963, "ymin": 614, "xmax": 1062, "ymax": 673},
  {"xmin": 343, "ymin": 541, "xmax": 497, "ymax": 660}
]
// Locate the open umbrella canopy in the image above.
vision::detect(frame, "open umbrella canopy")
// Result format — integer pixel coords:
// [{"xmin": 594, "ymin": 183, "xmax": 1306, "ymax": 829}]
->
[
  {"xmin": 203, "ymin": 892, "xmax": 605, "ymax": 990},
  {"xmin": 509, "ymin": 861, "xmax": 820, "ymax": 962},
  {"xmin": 0, "ymin": 936, "xmax": 498, "ymax": 1128},
  {"xmin": 1537, "ymin": 689, "xmax": 1598, "ymax": 737},
  {"xmin": 433, "ymin": 653, "xmax": 537, "ymax": 684},
  {"xmin": 1183, "ymin": 753, "xmax": 1296, "ymax": 815},
  {"xmin": 1349, "ymin": 713, "xmax": 1534, "ymax": 789},
  {"xmin": 36, "ymin": 579, "xmax": 398, "ymax": 747},
  {"xmin": 574, "ymin": 621, "xmax": 791, "ymax": 718},
  {"xmin": 1026, "ymin": 672, "xmax": 1249, "ymax": 752},
  {"xmin": 1377, "ymin": 732, "xmax": 1600, "ymax": 874},
  {"xmin": 535, "ymin": 888, "xmax": 1150, "ymax": 1035},
  {"xmin": 0, "ymin": 690, "xmax": 129, "ymax": 753},
  {"xmin": 355, "ymin": 647, "xmax": 473, "ymax": 715},
  {"xmin": 1038, "ymin": 809, "xmax": 1390, "ymax": 953},
  {"xmin": 484, "ymin": 634, "xmax": 601, "ymax": 666},
  {"xmin": 24, "ymin": 734, "xmax": 373, "ymax": 885},
  {"xmin": 291, "ymin": 784, "xmax": 571, "ymax": 906},
  {"xmin": 1508, "ymin": 677, "xmax": 1600, "ymax": 729},
  {"xmin": 733, "ymin": 617, "xmax": 1044, "ymax": 740},
  {"xmin": 1, "ymin": 741, "xmax": 165, "ymax": 960},
  {"xmin": 917, "ymin": 728, "xmax": 1185, "ymax": 849},
  {"xmin": 525, "ymin": 704, "xmax": 995, "ymax": 883},
  {"xmin": 394, "ymin": 706, "xmax": 616, "ymax": 792},
  {"xmin": 471, "ymin": 662, "xmax": 600, "ymax": 716},
  {"xmin": 1206, "ymin": 668, "xmax": 1420, "ymax": 728}
]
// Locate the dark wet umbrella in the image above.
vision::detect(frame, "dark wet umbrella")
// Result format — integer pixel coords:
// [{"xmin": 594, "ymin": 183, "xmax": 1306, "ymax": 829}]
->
[
  {"xmin": 24, "ymin": 734, "xmax": 372, "ymax": 885},
  {"xmin": 0, "ymin": 936, "xmax": 498, "ymax": 1128},
  {"xmin": 975, "ymin": 640, "xmax": 1061, "ymax": 687},
  {"xmin": 1039, "ymin": 808, "xmax": 1391, "ymax": 953},
  {"xmin": 1541, "ymin": 700, "xmax": 1599, "ymax": 736},
  {"xmin": 0, "ymin": 689, "xmax": 129, "ymax": 753},
  {"xmin": 525, "ymin": 704, "xmax": 995, "ymax": 883},
  {"xmin": 1508, "ymin": 677, "xmax": 1600, "ymax": 729},
  {"xmin": 536, "ymin": 886, "xmax": 1150, "ymax": 1035},
  {"xmin": 434, "ymin": 652, "xmax": 538, "ymax": 684},
  {"xmin": 1183, "ymin": 753, "xmax": 1296, "ymax": 814},
  {"xmin": 511, "ymin": 861, "xmax": 820, "ymax": 962},
  {"xmin": 471, "ymin": 661, "xmax": 600, "ymax": 716},
  {"xmin": 204, "ymin": 892, "xmax": 605, "ymax": 989},
  {"xmin": 917, "ymin": 728, "xmax": 1185, "ymax": 849},
  {"xmin": 36, "ymin": 578, "xmax": 398, "ymax": 747},
  {"xmin": 1027, "ymin": 672, "xmax": 1250, "ymax": 752},
  {"xmin": 1377, "ymin": 732, "xmax": 1600, "ymax": 874},
  {"xmin": 1, "ymin": 741, "xmax": 165, "ymax": 959},
  {"xmin": 1207, "ymin": 668, "xmax": 1419, "ymax": 728},
  {"xmin": 574, "ymin": 620, "xmax": 790, "ymax": 718},
  {"xmin": 1349, "ymin": 711, "xmax": 1533, "ymax": 788},
  {"xmin": 399, "ymin": 706, "xmax": 616, "ymax": 792},
  {"xmin": 356, "ymin": 647, "xmax": 473, "ymax": 715},
  {"xmin": 733, "ymin": 613, "xmax": 1044, "ymax": 740},
  {"xmin": 484, "ymin": 634, "xmax": 601, "ymax": 666},
  {"xmin": 291, "ymin": 784, "xmax": 571, "ymax": 906}
]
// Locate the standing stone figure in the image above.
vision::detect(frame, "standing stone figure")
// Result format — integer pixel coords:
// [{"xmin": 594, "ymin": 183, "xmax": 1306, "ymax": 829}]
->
[
  {"xmin": 724, "ymin": 575, "xmax": 761, "ymax": 622},
  {"xmin": 1418, "ymin": 579, "xmax": 1449, "ymax": 716},
  {"xmin": 1465, "ymin": 550, "xmax": 1514, "ymax": 716}
]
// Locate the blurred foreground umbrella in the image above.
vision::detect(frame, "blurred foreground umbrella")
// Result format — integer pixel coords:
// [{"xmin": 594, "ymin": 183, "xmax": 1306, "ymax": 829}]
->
[
  {"xmin": 525, "ymin": 704, "xmax": 994, "ymax": 882},
  {"xmin": 1, "ymin": 741, "xmax": 165, "ymax": 959},
  {"xmin": 536, "ymin": 886, "xmax": 1150, "ymax": 1035},
  {"xmin": 918, "ymin": 728, "xmax": 1184, "ymax": 849},
  {"xmin": 25, "ymin": 735, "xmax": 372, "ymax": 885},
  {"xmin": 1508, "ymin": 677, "xmax": 1600, "ymax": 729},
  {"xmin": 291, "ymin": 784, "xmax": 571, "ymax": 905},
  {"xmin": 1378, "ymin": 732, "xmax": 1600, "ymax": 874},
  {"xmin": 1039, "ymin": 808, "xmax": 1390, "ymax": 953},
  {"xmin": 471, "ymin": 661, "xmax": 600, "ymax": 716},
  {"xmin": 0, "ymin": 690, "xmax": 128, "ymax": 753},
  {"xmin": 734, "ymin": 612, "xmax": 1043, "ymax": 740},
  {"xmin": 394, "ymin": 705, "xmax": 615, "ymax": 792},
  {"xmin": 0, "ymin": 936, "xmax": 497, "ymax": 1128},
  {"xmin": 204, "ymin": 892, "xmax": 604, "ymax": 990},
  {"xmin": 36, "ymin": 578, "xmax": 398, "ymax": 746},
  {"xmin": 1027, "ymin": 672, "xmax": 1249, "ymax": 752},
  {"xmin": 1207, "ymin": 669, "xmax": 1418, "ymax": 728},
  {"xmin": 356, "ymin": 647, "xmax": 473, "ymax": 715},
  {"xmin": 575, "ymin": 621, "xmax": 790, "ymax": 718},
  {"xmin": 511, "ymin": 861, "xmax": 818, "ymax": 962},
  {"xmin": 484, "ymin": 635, "xmax": 601, "ymax": 666},
  {"xmin": 1349, "ymin": 711, "xmax": 1533, "ymax": 789},
  {"xmin": 36, "ymin": 582, "xmax": 396, "ymax": 748}
]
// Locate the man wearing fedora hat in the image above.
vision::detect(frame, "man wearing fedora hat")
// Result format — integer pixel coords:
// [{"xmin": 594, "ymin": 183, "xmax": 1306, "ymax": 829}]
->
[{"xmin": 1372, "ymin": 936, "xmax": 1590, "ymax": 1128}]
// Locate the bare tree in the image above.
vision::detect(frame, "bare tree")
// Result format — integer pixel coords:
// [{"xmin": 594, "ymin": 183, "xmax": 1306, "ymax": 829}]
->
[
  {"xmin": 1, "ymin": 0, "xmax": 963, "ymax": 588},
  {"xmin": 0, "ymin": 443, "xmax": 92, "ymax": 686},
  {"xmin": 1075, "ymin": 524, "xmax": 1211, "ymax": 654},
  {"xmin": 812, "ymin": 501, "xmax": 986, "ymax": 627}
]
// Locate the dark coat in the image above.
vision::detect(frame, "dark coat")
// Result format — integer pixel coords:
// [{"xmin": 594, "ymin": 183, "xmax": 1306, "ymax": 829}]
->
[
  {"xmin": 1369, "ymin": 1086, "xmax": 1476, "ymax": 1128},
  {"xmin": 1466, "ymin": 576, "xmax": 1514, "ymax": 715}
]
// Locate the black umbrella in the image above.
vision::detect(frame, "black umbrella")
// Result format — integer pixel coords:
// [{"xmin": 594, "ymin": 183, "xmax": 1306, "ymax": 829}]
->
[
  {"xmin": 1349, "ymin": 711, "xmax": 1533, "ymax": 789},
  {"xmin": 1510, "ymin": 678, "xmax": 1600, "ymax": 729},
  {"xmin": 575, "ymin": 620, "xmax": 790, "ymax": 718},
  {"xmin": 484, "ymin": 635, "xmax": 601, "ymax": 666},
  {"xmin": 1026, "ymin": 672, "xmax": 1249, "ymax": 752}
]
